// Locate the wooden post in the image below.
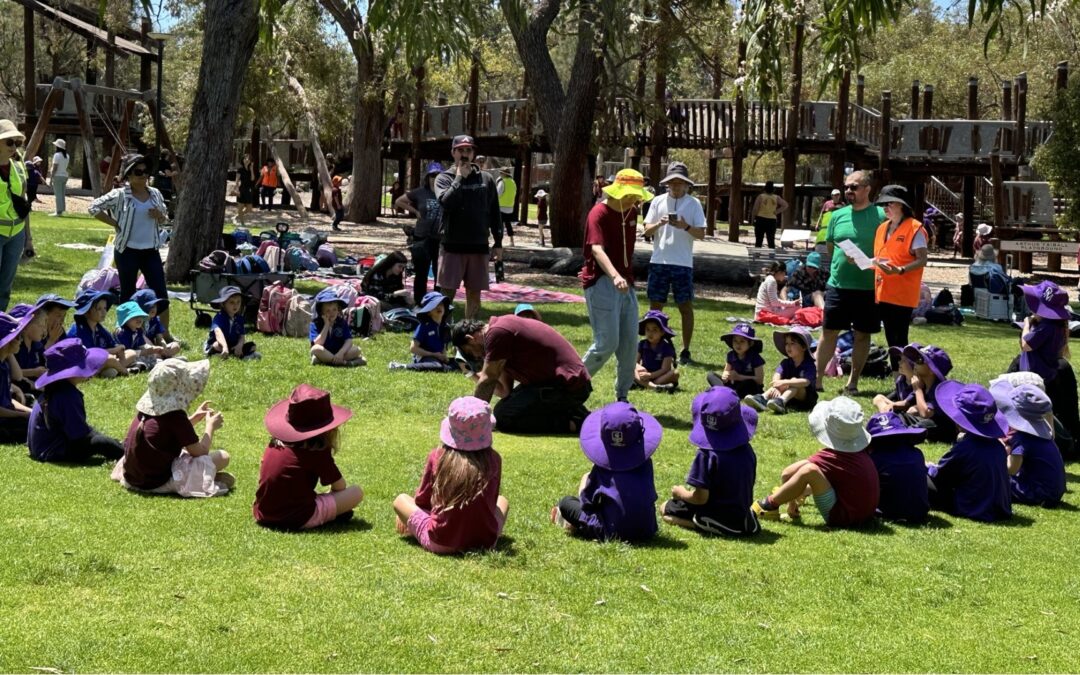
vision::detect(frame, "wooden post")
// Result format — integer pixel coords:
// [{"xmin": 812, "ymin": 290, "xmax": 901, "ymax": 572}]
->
[
  {"xmin": 409, "ymin": 65, "xmax": 425, "ymax": 189},
  {"xmin": 832, "ymin": 69, "xmax": 851, "ymax": 187},
  {"xmin": 1015, "ymin": 72, "xmax": 1027, "ymax": 159},
  {"xmin": 1056, "ymin": 61, "xmax": 1069, "ymax": 90},
  {"xmin": 922, "ymin": 84, "xmax": 933, "ymax": 119},
  {"xmin": 910, "ymin": 80, "xmax": 920, "ymax": 118},
  {"xmin": 782, "ymin": 20, "xmax": 805, "ymax": 232},
  {"xmin": 879, "ymin": 91, "xmax": 891, "ymax": 183},
  {"xmin": 25, "ymin": 80, "xmax": 63, "ymax": 159},
  {"xmin": 105, "ymin": 32, "xmax": 116, "ymax": 89},
  {"xmin": 263, "ymin": 124, "xmax": 307, "ymax": 221},
  {"xmin": 962, "ymin": 76, "xmax": 978, "ymax": 257},
  {"xmin": 467, "ymin": 51, "xmax": 480, "ymax": 137},
  {"xmin": 1001, "ymin": 80, "xmax": 1012, "ymax": 120},
  {"xmin": 85, "ymin": 38, "xmax": 97, "ymax": 86},
  {"xmin": 856, "ymin": 74, "xmax": 865, "ymax": 107},
  {"xmin": 145, "ymin": 99, "xmax": 175, "ymax": 158},
  {"xmin": 139, "ymin": 18, "xmax": 153, "ymax": 91},
  {"xmin": 518, "ymin": 147, "xmax": 532, "ymax": 226},
  {"xmin": 649, "ymin": 7, "xmax": 672, "ymax": 189},
  {"xmin": 729, "ymin": 41, "xmax": 747, "ymax": 242},
  {"xmin": 706, "ymin": 152, "xmax": 718, "ymax": 236},
  {"xmin": 990, "ymin": 150, "xmax": 1009, "ymax": 266},
  {"xmin": 72, "ymin": 79, "xmax": 102, "ymax": 196},
  {"xmin": 23, "ymin": 6, "xmax": 34, "ymax": 118}
]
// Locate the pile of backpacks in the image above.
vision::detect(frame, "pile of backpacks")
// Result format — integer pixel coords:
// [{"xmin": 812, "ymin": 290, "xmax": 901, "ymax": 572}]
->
[
  {"xmin": 199, "ymin": 223, "xmax": 345, "ymax": 276},
  {"xmin": 255, "ymin": 278, "xmax": 385, "ymax": 340}
]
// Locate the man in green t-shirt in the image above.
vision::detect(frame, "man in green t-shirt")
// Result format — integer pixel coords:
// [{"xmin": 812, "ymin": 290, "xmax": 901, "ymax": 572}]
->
[{"xmin": 815, "ymin": 170, "xmax": 885, "ymax": 393}]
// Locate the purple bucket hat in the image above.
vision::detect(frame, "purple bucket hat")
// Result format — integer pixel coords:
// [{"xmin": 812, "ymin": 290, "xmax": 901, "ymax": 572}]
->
[
  {"xmin": 773, "ymin": 326, "xmax": 812, "ymax": 356},
  {"xmin": 888, "ymin": 341, "xmax": 922, "ymax": 363},
  {"xmin": 935, "ymin": 381, "xmax": 1007, "ymax": 439},
  {"xmin": 0, "ymin": 311, "xmax": 34, "ymax": 351},
  {"xmin": 1022, "ymin": 280, "xmax": 1070, "ymax": 320},
  {"xmin": 7, "ymin": 303, "xmax": 38, "ymax": 320},
  {"xmin": 34, "ymin": 338, "xmax": 109, "ymax": 389},
  {"xmin": 638, "ymin": 309, "xmax": 675, "ymax": 337},
  {"xmin": 440, "ymin": 396, "xmax": 496, "ymax": 452},
  {"xmin": 866, "ymin": 411, "xmax": 927, "ymax": 442},
  {"xmin": 990, "ymin": 381, "xmax": 1053, "ymax": 440},
  {"xmin": 579, "ymin": 401, "xmax": 662, "ymax": 472},
  {"xmin": 902, "ymin": 344, "xmax": 952, "ymax": 382},
  {"xmin": 721, "ymin": 322, "xmax": 763, "ymax": 353},
  {"xmin": 689, "ymin": 387, "xmax": 756, "ymax": 451}
]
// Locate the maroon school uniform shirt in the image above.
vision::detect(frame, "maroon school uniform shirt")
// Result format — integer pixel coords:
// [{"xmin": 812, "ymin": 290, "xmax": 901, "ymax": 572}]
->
[
  {"xmin": 485, "ymin": 314, "xmax": 590, "ymax": 390},
  {"xmin": 807, "ymin": 448, "xmax": 880, "ymax": 527},
  {"xmin": 122, "ymin": 411, "xmax": 199, "ymax": 490},
  {"xmin": 579, "ymin": 202, "xmax": 638, "ymax": 289},
  {"xmin": 253, "ymin": 443, "xmax": 343, "ymax": 529},
  {"xmin": 414, "ymin": 446, "xmax": 503, "ymax": 552}
]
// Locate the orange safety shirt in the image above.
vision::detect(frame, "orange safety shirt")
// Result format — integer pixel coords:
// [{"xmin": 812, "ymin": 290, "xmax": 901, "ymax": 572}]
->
[{"xmin": 873, "ymin": 216, "xmax": 926, "ymax": 307}]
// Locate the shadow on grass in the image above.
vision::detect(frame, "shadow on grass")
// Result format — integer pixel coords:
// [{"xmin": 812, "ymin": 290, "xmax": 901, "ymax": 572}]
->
[
  {"xmin": 1049, "ymin": 500, "xmax": 1080, "ymax": 512},
  {"xmin": 396, "ymin": 533, "xmax": 519, "ymax": 557},
  {"xmin": 524, "ymin": 308, "xmax": 592, "ymax": 329},
  {"xmin": 653, "ymin": 413, "xmax": 693, "ymax": 431},
  {"xmin": 1065, "ymin": 472, "xmax": 1080, "ymax": 485},
  {"xmin": 988, "ymin": 512, "xmax": 1036, "ymax": 528}
]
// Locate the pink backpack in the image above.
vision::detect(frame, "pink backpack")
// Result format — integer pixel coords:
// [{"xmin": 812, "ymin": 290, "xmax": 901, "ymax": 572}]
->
[
  {"xmin": 346, "ymin": 295, "xmax": 383, "ymax": 336},
  {"xmin": 332, "ymin": 283, "xmax": 359, "ymax": 308},
  {"xmin": 256, "ymin": 281, "xmax": 295, "ymax": 335}
]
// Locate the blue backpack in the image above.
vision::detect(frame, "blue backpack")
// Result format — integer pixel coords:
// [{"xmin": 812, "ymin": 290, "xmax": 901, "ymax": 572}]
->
[{"xmin": 236, "ymin": 254, "xmax": 270, "ymax": 275}]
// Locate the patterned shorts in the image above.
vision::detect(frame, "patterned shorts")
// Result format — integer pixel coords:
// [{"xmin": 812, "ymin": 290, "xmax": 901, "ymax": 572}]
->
[{"xmin": 646, "ymin": 263, "xmax": 694, "ymax": 304}]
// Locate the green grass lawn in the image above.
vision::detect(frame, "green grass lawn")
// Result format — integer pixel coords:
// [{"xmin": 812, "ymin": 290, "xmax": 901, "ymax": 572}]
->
[{"xmin": 2, "ymin": 215, "xmax": 1079, "ymax": 673}]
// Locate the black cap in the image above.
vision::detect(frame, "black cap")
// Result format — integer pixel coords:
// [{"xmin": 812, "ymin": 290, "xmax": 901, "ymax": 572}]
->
[
  {"xmin": 452, "ymin": 135, "xmax": 476, "ymax": 150},
  {"xmin": 120, "ymin": 153, "xmax": 147, "ymax": 179},
  {"xmin": 875, "ymin": 184, "xmax": 911, "ymax": 210}
]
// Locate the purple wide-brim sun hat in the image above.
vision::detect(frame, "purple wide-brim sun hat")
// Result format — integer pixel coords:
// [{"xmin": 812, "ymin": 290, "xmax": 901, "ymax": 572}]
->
[
  {"xmin": 866, "ymin": 411, "xmax": 927, "ymax": 442},
  {"xmin": 935, "ymin": 380, "xmax": 1008, "ymax": 439},
  {"xmin": 34, "ymin": 338, "xmax": 110, "ymax": 389},
  {"xmin": 579, "ymin": 401, "xmax": 662, "ymax": 472},
  {"xmin": 773, "ymin": 326, "xmax": 812, "ymax": 356},
  {"xmin": 902, "ymin": 344, "xmax": 952, "ymax": 382},
  {"xmin": 1022, "ymin": 281, "xmax": 1070, "ymax": 320},
  {"xmin": 721, "ymin": 322, "xmax": 763, "ymax": 353},
  {"xmin": 689, "ymin": 387, "xmax": 756, "ymax": 451},
  {"xmin": 0, "ymin": 311, "xmax": 35, "ymax": 351},
  {"xmin": 638, "ymin": 309, "xmax": 675, "ymax": 337},
  {"xmin": 889, "ymin": 341, "xmax": 922, "ymax": 362},
  {"xmin": 990, "ymin": 380, "xmax": 1054, "ymax": 440}
]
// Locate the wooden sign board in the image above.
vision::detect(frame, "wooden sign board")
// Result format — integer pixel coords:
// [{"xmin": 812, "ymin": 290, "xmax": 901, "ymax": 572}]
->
[{"xmin": 999, "ymin": 240, "xmax": 1079, "ymax": 254}]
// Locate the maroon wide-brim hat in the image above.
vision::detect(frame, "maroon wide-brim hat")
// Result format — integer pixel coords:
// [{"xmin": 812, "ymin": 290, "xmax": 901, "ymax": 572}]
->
[
  {"xmin": 265, "ymin": 384, "xmax": 353, "ymax": 443},
  {"xmin": 34, "ymin": 338, "xmax": 109, "ymax": 389}
]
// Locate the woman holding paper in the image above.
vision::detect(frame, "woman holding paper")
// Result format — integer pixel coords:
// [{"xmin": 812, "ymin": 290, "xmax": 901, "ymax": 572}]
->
[{"xmin": 872, "ymin": 185, "xmax": 928, "ymax": 374}]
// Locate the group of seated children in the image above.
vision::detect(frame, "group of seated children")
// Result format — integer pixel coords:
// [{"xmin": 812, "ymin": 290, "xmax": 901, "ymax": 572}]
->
[
  {"xmin": 872, "ymin": 343, "xmax": 956, "ymax": 442},
  {"xmin": 634, "ymin": 310, "xmax": 680, "ymax": 392}
]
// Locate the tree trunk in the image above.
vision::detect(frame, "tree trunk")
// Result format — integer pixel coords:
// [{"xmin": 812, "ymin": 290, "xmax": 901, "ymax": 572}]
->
[
  {"xmin": 347, "ymin": 91, "xmax": 386, "ymax": 224},
  {"xmin": 165, "ymin": 0, "xmax": 258, "ymax": 283},
  {"xmin": 285, "ymin": 74, "xmax": 334, "ymax": 214}
]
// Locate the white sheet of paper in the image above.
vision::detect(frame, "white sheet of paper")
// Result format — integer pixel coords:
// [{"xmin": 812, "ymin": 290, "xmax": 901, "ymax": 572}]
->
[{"xmin": 837, "ymin": 239, "xmax": 876, "ymax": 270}]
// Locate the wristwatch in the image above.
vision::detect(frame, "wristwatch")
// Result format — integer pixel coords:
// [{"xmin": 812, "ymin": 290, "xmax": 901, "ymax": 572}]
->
[{"xmin": 899, "ymin": 266, "xmax": 906, "ymax": 275}]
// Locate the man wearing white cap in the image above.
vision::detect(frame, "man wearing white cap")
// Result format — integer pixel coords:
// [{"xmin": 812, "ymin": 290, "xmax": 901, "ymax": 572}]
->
[{"xmin": 49, "ymin": 138, "xmax": 68, "ymax": 217}]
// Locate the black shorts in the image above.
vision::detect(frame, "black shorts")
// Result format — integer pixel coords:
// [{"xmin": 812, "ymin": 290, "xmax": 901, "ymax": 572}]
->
[
  {"xmin": 663, "ymin": 499, "xmax": 760, "ymax": 536},
  {"xmin": 823, "ymin": 286, "xmax": 880, "ymax": 334}
]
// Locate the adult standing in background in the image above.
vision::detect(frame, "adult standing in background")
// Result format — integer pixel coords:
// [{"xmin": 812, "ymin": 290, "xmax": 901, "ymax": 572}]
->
[
  {"xmin": 642, "ymin": 162, "xmax": 705, "ymax": 365},
  {"xmin": 872, "ymin": 185, "xmax": 928, "ymax": 374},
  {"xmin": 750, "ymin": 181, "xmax": 788, "ymax": 249},
  {"xmin": 434, "ymin": 135, "xmax": 503, "ymax": 319},
  {"xmin": 580, "ymin": 169, "xmax": 648, "ymax": 403},
  {"xmin": 49, "ymin": 138, "xmax": 68, "ymax": 217},
  {"xmin": 814, "ymin": 170, "xmax": 885, "ymax": 394},
  {"xmin": 259, "ymin": 158, "xmax": 278, "ymax": 211},
  {"xmin": 396, "ymin": 162, "xmax": 445, "ymax": 306},
  {"xmin": 0, "ymin": 120, "xmax": 34, "ymax": 311},
  {"xmin": 235, "ymin": 154, "xmax": 257, "ymax": 226}
]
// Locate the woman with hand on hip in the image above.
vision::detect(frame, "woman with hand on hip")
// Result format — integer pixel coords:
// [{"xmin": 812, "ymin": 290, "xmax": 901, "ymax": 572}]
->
[
  {"xmin": 49, "ymin": 138, "xmax": 69, "ymax": 216},
  {"xmin": 88, "ymin": 154, "xmax": 172, "ymax": 335},
  {"xmin": 873, "ymin": 185, "xmax": 928, "ymax": 374},
  {"xmin": 0, "ymin": 120, "xmax": 35, "ymax": 311}
]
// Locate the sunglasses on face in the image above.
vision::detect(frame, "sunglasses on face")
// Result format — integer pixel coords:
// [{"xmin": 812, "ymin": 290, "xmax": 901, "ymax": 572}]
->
[
  {"xmin": 4, "ymin": 139, "xmax": 21, "ymax": 148},
  {"xmin": 844, "ymin": 184, "xmax": 864, "ymax": 191},
  {"xmin": 129, "ymin": 167, "xmax": 148, "ymax": 177}
]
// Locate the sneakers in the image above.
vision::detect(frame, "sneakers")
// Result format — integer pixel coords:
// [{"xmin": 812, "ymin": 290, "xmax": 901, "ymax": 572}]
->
[
  {"xmin": 347, "ymin": 357, "xmax": 367, "ymax": 367},
  {"xmin": 311, "ymin": 355, "xmax": 319, "ymax": 366},
  {"xmin": 679, "ymin": 349, "xmax": 692, "ymax": 366},
  {"xmin": 751, "ymin": 500, "xmax": 781, "ymax": 521},
  {"xmin": 743, "ymin": 394, "xmax": 768, "ymax": 412},
  {"xmin": 214, "ymin": 471, "xmax": 237, "ymax": 490},
  {"xmin": 653, "ymin": 383, "xmax": 677, "ymax": 394},
  {"xmin": 766, "ymin": 398, "xmax": 787, "ymax": 414},
  {"xmin": 388, "ymin": 361, "xmax": 408, "ymax": 371}
]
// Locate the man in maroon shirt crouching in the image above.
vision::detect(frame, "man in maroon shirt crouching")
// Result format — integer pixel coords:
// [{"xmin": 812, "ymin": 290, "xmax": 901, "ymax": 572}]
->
[{"xmin": 451, "ymin": 315, "xmax": 592, "ymax": 434}]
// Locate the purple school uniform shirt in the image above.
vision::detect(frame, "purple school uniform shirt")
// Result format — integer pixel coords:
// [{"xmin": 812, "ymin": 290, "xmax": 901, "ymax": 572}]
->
[
  {"xmin": 1020, "ymin": 319, "xmax": 1066, "ymax": 383},
  {"xmin": 208, "ymin": 311, "xmax": 245, "ymax": 349},
  {"xmin": 776, "ymin": 355, "xmax": 816, "ymax": 383},
  {"xmin": 310, "ymin": 317, "xmax": 352, "ymax": 354},
  {"xmin": 115, "ymin": 326, "xmax": 147, "ymax": 349},
  {"xmin": 638, "ymin": 339, "xmax": 676, "ymax": 373},
  {"xmin": 727, "ymin": 350, "xmax": 765, "ymax": 378},
  {"xmin": 888, "ymin": 374, "xmax": 914, "ymax": 404},
  {"xmin": 868, "ymin": 441, "xmax": 929, "ymax": 522},
  {"xmin": 928, "ymin": 435, "xmax": 1012, "ymax": 522},
  {"xmin": 28, "ymin": 381, "xmax": 92, "ymax": 462},
  {"xmin": 575, "ymin": 462, "xmax": 658, "ymax": 541},
  {"xmin": 686, "ymin": 444, "xmax": 757, "ymax": 523},
  {"xmin": 412, "ymin": 318, "xmax": 447, "ymax": 361},
  {"xmin": 67, "ymin": 321, "xmax": 117, "ymax": 350},
  {"xmin": 1008, "ymin": 431, "xmax": 1065, "ymax": 506}
]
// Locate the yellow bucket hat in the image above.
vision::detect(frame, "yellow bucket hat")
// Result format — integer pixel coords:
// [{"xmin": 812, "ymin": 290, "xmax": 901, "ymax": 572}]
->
[{"xmin": 602, "ymin": 169, "xmax": 648, "ymax": 201}]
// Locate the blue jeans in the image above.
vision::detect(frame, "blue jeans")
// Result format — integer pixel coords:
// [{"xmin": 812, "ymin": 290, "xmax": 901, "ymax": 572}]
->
[
  {"xmin": 582, "ymin": 275, "xmax": 639, "ymax": 400},
  {"xmin": 0, "ymin": 226, "xmax": 26, "ymax": 311}
]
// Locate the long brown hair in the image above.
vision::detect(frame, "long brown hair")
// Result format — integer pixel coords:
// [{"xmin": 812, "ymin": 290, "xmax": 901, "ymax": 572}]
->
[
  {"xmin": 432, "ymin": 446, "xmax": 493, "ymax": 510},
  {"xmin": 361, "ymin": 250, "xmax": 407, "ymax": 287}
]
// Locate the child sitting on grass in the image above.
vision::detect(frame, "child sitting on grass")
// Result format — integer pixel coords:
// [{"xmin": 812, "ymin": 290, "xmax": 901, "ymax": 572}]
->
[
  {"xmin": 752, "ymin": 396, "xmax": 879, "ymax": 527},
  {"xmin": 132, "ymin": 289, "xmax": 181, "ymax": 357},
  {"xmin": 706, "ymin": 322, "xmax": 765, "ymax": 398},
  {"xmin": 872, "ymin": 343, "xmax": 918, "ymax": 413},
  {"xmin": 205, "ymin": 286, "xmax": 259, "ymax": 360},
  {"xmin": 991, "ymin": 380, "xmax": 1065, "ymax": 508},
  {"xmin": 113, "ymin": 301, "xmax": 161, "ymax": 370},
  {"xmin": 67, "ymin": 290, "xmax": 138, "ymax": 376},
  {"xmin": 634, "ymin": 309, "xmax": 679, "ymax": 392},
  {"xmin": 894, "ymin": 344, "xmax": 955, "ymax": 442},
  {"xmin": 35, "ymin": 293, "xmax": 74, "ymax": 352},
  {"xmin": 112, "ymin": 359, "xmax": 234, "ymax": 498},
  {"xmin": 744, "ymin": 326, "xmax": 816, "ymax": 415},
  {"xmin": 28, "ymin": 338, "xmax": 124, "ymax": 463},
  {"xmin": 389, "ymin": 291, "xmax": 453, "ymax": 372},
  {"xmin": 9, "ymin": 303, "xmax": 48, "ymax": 392},
  {"xmin": 865, "ymin": 412, "xmax": 929, "ymax": 524},
  {"xmin": 0, "ymin": 312, "xmax": 34, "ymax": 443},
  {"xmin": 662, "ymin": 387, "xmax": 760, "ymax": 536},
  {"xmin": 754, "ymin": 261, "xmax": 800, "ymax": 322},
  {"xmin": 310, "ymin": 288, "xmax": 365, "ymax": 367},
  {"xmin": 552, "ymin": 401, "xmax": 660, "ymax": 542},
  {"xmin": 254, "ymin": 384, "xmax": 364, "ymax": 529},
  {"xmin": 926, "ymin": 381, "xmax": 1011, "ymax": 522},
  {"xmin": 393, "ymin": 396, "xmax": 509, "ymax": 554}
]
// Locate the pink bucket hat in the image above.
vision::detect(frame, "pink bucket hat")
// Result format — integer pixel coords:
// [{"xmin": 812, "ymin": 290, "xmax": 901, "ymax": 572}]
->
[{"xmin": 440, "ymin": 396, "xmax": 496, "ymax": 451}]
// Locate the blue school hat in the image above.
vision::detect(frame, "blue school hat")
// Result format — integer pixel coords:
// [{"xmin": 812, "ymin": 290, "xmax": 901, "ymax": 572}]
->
[
  {"xmin": 638, "ymin": 309, "xmax": 675, "ymax": 337},
  {"xmin": 7, "ymin": 303, "xmax": 36, "ymax": 320},
  {"xmin": 866, "ymin": 412, "xmax": 927, "ymax": 442},
  {"xmin": 935, "ymin": 381, "xmax": 1007, "ymax": 439},
  {"xmin": 773, "ymin": 326, "xmax": 812, "ymax": 356},
  {"xmin": 115, "ymin": 301, "xmax": 149, "ymax": 329},
  {"xmin": 36, "ymin": 293, "xmax": 75, "ymax": 311},
  {"xmin": 73, "ymin": 289, "xmax": 115, "ymax": 317},
  {"xmin": 314, "ymin": 287, "xmax": 347, "ymax": 312},
  {"xmin": 34, "ymin": 338, "xmax": 109, "ymax": 389},
  {"xmin": 902, "ymin": 344, "xmax": 952, "ymax": 382},
  {"xmin": 689, "ymin": 387, "xmax": 757, "ymax": 451},
  {"xmin": 990, "ymin": 381, "xmax": 1053, "ymax": 440},
  {"xmin": 131, "ymin": 289, "xmax": 166, "ymax": 313},
  {"xmin": 416, "ymin": 291, "xmax": 451, "ymax": 316}
]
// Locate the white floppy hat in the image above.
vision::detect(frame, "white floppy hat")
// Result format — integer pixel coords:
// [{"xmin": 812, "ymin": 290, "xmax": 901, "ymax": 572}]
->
[
  {"xmin": 53, "ymin": 138, "xmax": 66, "ymax": 150},
  {"xmin": 0, "ymin": 119, "xmax": 25, "ymax": 142},
  {"xmin": 976, "ymin": 223, "xmax": 993, "ymax": 236},
  {"xmin": 808, "ymin": 396, "xmax": 871, "ymax": 453},
  {"xmin": 136, "ymin": 359, "xmax": 211, "ymax": 416}
]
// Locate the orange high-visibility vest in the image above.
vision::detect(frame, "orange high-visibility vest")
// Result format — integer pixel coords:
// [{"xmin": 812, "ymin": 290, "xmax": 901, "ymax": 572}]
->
[{"xmin": 873, "ymin": 216, "xmax": 926, "ymax": 307}]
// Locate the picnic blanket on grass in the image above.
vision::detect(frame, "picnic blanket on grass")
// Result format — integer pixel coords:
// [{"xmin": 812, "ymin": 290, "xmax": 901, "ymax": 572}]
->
[{"xmin": 309, "ymin": 275, "xmax": 585, "ymax": 304}]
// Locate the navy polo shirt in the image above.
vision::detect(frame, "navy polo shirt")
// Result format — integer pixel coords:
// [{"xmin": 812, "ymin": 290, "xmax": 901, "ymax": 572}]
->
[
  {"xmin": 310, "ymin": 317, "xmax": 352, "ymax": 354},
  {"xmin": 115, "ymin": 327, "xmax": 147, "ymax": 350},
  {"xmin": 727, "ymin": 351, "xmax": 765, "ymax": 378},
  {"xmin": 0, "ymin": 361, "xmax": 12, "ymax": 409},
  {"xmin": 1008, "ymin": 431, "xmax": 1066, "ymax": 506},
  {"xmin": 146, "ymin": 316, "xmax": 165, "ymax": 341},
  {"xmin": 576, "ymin": 462, "xmax": 658, "ymax": 542},
  {"xmin": 928, "ymin": 435, "xmax": 1012, "ymax": 522},
  {"xmin": 869, "ymin": 441, "xmax": 929, "ymax": 522},
  {"xmin": 776, "ymin": 355, "xmax": 816, "ymax": 382},
  {"xmin": 67, "ymin": 321, "xmax": 117, "ymax": 350},
  {"xmin": 15, "ymin": 339, "xmax": 44, "ymax": 370},
  {"xmin": 638, "ymin": 339, "xmax": 676, "ymax": 373},
  {"xmin": 209, "ymin": 311, "xmax": 245, "ymax": 349},
  {"xmin": 686, "ymin": 443, "xmax": 757, "ymax": 523},
  {"xmin": 412, "ymin": 318, "xmax": 446, "ymax": 361}
]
